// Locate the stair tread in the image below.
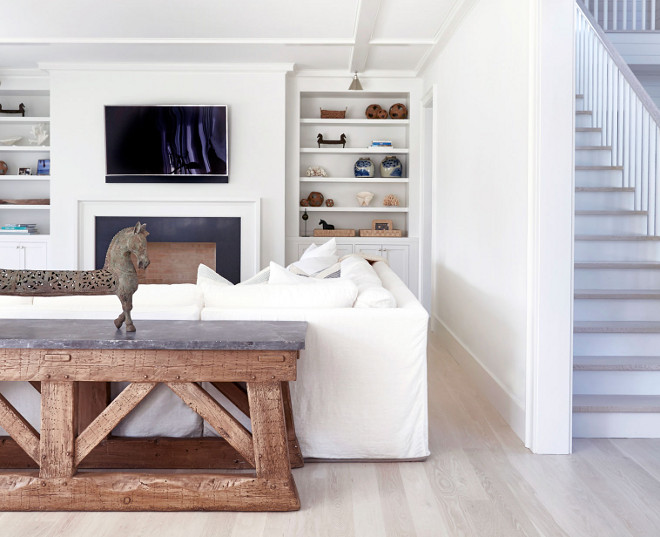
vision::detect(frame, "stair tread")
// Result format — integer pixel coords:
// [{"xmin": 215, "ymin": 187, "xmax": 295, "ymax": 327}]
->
[
  {"xmin": 575, "ymin": 186, "xmax": 633, "ymax": 192},
  {"xmin": 576, "ymin": 110, "xmax": 593, "ymax": 115},
  {"xmin": 574, "ymin": 321, "xmax": 660, "ymax": 333},
  {"xmin": 575, "ymin": 289, "xmax": 660, "ymax": 299},
  {"xmin": 575, "ymin": 166, "xmax": 623, "ymax": 170},
  {"xmin": 576, "ymin": 127, "xmax": 601, "ymax": 132},
  {"xmin": 575, "ymin": 234, "xmax": 660, "ymax": 241},
  {"xmin": 575, "ymin": 145, "xmax": 612, "ymax": 150},
  {"xmin": 576, "ymin": 94, "xmax": 584, "ymax": 99},
  {"xmin": 574, "ymin": 394, "xmax": 660, "ymax": 412},
  {"xmin": 575, "ymin": 210, "xmax": 647, "ymax": 215},
  {"xmin": 574, "ymin": 356, "xmax": 660, "ymax": 371},
  {"xmin": 575, "ymin": 261, "xmax": 660, "ymax": 269}
]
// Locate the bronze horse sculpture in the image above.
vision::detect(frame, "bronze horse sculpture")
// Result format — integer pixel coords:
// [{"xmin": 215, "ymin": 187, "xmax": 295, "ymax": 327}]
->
[{"xmin": 0, "ymin": 222, "xmax": 150, "ymax": 332}]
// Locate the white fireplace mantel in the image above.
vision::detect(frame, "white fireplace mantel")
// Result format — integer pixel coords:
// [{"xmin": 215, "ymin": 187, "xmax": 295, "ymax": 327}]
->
[{"xmin": 78, "ymin": 199, "xmax": 260, "ymax": 280}]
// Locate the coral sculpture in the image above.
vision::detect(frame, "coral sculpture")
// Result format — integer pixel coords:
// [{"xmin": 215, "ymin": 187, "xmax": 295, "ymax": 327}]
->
[
  {"xmin": 306, "ymin": 166, "xmax": 328, "ymax": 177},
  {"xmin": 383, "ymin": 194, "xmax": 400, "ymax": 207}
]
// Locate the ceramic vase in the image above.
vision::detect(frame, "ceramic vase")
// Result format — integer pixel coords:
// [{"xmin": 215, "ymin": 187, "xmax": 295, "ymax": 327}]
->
[
  {"xmin": 380, "ymin": 155, "xmax": 403, "ymax": 178},
  {"xmin": 354, "ymin": 157, "xmax": 375, "ymax": 177}
]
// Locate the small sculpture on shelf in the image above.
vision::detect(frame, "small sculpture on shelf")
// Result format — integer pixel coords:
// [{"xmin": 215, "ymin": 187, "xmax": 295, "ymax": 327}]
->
[
  {"xmin": 325, "ymin": 199, "xmax": 334, "ymax": 207},
  {"xmin": 317, "ymin": 133, "xmax": 347, "ymax": 148},
  {"xmin": 357, "ymin": 191, "xmax": 375, "ymax": 207},
  {"xmin": 27, "ymin": 123, "xmax": 49, "ymax": 146},
  {"xmin": 0, "ymin": 103, "xmax": 25, "ymax": 117},
  {"xmin": 383, "ymin": 194, "xmax": 400, "ymax": 206},
  {"xmin": 300, "ymin": 191, "xmax": 324, "ymax": 207},
  {"xmin": 389, "ymin": 103, "xmax": 408, "ymax": 119},
  {"xmin": 305, "ymin": 166, "xmax": 328, "ymax": 177},
  {"xmin": 319, "ymin": 219, "xmax": 335, "ymax": 230},
  {"xmin": 365, "ymin": 104, "xmax": 388, "ymax": 119}
]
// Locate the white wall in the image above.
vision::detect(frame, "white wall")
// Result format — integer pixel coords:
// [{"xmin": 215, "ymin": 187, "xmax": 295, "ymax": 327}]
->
[
  {"xmin": 422, "ymin": 0, "xmax": 531, "ymax": 439},
  {"xmin": 422, "ymin": 0, "xmax": 574, "ymax": 452},
  {"xmin": 48, "ymin": 66, "xmax": 289, "ymax": 269}
]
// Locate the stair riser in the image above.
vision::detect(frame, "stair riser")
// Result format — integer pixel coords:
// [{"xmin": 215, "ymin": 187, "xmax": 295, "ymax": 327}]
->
[
  {"xmin": 575, "ymin": 267, "xmax": 660, "ymax": 289},
  {"xmin": 575, "ymin": 169, "xmax": 623, "ymax": 187},
  {"xmin": 575, "ymin": 131, "xmax": 602, "ymax": 145},
  {"xmin": 575, "ymin": 298, "xmax": 660, "ymax": 321},
  {"xmin": 575, "ymin": 191, "xmax": 634, "ymax": 210},
  {"xmin": 576, "ymin": 97, "xmax": 585, "ymax": 111},
  {"xmin": 574, "ymin": 370, "xmax": 660, "ymax": 394},
  {"xmin": 575, "ymin": 239, "xmax": 660, "ymax": 262},
  {"xmin": 573, "ymin": 413, "xmax": 660, "ymax": 438},
  {"xmin": 575, "ymin": 149, "xmax": 613, "ymax": 166},
  {"xmin": 576, "ymin": 114, "xmax": 594, "ymax": 128},
  {"xmin": 574, "ymin": 214, "xmax": 647, "ymax": 235},
  {"xmin": 574, "ymin": 332, "xmax": 660, "ymax": 356}
]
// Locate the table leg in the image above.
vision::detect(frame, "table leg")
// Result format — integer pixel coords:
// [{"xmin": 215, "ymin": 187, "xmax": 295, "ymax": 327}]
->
[
  {"xmin": 40, "ymin": 381, "xmax": 77, "ymax": 479},
  {"xmin": 246, "ymin": 381, "xmax": 300, "ymax": 510}
]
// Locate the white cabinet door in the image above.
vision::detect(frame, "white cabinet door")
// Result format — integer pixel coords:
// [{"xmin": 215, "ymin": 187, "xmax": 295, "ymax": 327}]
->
[
  {"xmin": 0, "ymin": 242, "xmax": 24, "ymax": 269},
  {"xmin": 0, "ymin": 241, "xmax": 48, "ymax": 269},
  {"xmin": 381, "ymin": 244, "xmax": 409, "ymax": 285},
  {"xmin": 23, "ymin": 242, "xmax": 48, "ymax": 269},
  {"xmin": 297, "ymin": 241, "xmax": 353, "ymax": 259},
  {"xmin": 355, "ymin": 243, "xmax": 409, "ymax": 285}
]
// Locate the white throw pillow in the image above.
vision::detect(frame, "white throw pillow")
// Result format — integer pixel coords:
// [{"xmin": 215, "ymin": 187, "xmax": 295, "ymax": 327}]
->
[
  {"xmin": 269, "ymin": 262, "xmax": 318, "ymax": 285},
  {"xmin": 340, "ymin": 254, "xmax": 396, "ymax": 308},
  {"xmin": 238, "ymin": 266, "xmax": 270, "ymax": 285},
  {"xmin": 197, "ymin": 263, "xmax": 233, "ymax": 286},
  {"xmin": 290, "ymin": 238, "xmax": 339, "ymax": 276}
]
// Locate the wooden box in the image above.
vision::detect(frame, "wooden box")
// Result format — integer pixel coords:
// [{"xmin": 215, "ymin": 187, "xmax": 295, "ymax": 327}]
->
[
  {"xmin": 358, "ymin": 229, "xmax": 403, "ymax": 237},
  {"xmin": 313, "ymin": 229, "xmax": 356, "ymax": 237}
]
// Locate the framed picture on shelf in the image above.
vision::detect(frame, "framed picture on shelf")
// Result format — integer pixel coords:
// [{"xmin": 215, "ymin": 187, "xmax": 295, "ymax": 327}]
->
[
  {"xmin": 372, "ymin": 219, "xmax": 393, "ymax": 231},
  {"xmin": 18, "ymin": 168, "xmax": 31, "ymax": 176},
  {"xmin": 37, "ymin": 159, "xmax": 50, "ymax": 175}
]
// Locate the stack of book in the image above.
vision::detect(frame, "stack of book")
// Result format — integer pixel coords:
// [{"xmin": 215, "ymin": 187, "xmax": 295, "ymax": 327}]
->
[
  {"xmin": 0, "ymin": 224, "xmax": 38, "ymax": 235},
  {"xmin": 371, "ymin": 140, "xmax": 393, "ymax": 148}
]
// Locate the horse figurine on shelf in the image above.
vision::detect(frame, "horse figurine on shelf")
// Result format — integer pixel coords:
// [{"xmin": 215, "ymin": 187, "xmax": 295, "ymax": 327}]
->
[{"xmin": 0, "ymin": 222, "xmax": 150, "ymax": 332}]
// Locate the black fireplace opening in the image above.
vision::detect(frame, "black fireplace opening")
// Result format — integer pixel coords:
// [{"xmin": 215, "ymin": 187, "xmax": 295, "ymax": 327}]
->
[{"xmin": 95, "ymin": 216, "xmax": 241, "ymax": 283}]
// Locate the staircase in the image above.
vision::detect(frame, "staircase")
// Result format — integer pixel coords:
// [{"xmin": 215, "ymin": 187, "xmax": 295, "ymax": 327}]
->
[{"xmin": 573, "ymin": 95, "xmax": 660, "ymax": 436}]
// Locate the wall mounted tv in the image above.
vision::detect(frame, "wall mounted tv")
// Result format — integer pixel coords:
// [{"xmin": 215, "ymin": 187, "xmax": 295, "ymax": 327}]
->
[{"xmin": 105, "ymin": 105, "xmax": 228, "ymax": 183}]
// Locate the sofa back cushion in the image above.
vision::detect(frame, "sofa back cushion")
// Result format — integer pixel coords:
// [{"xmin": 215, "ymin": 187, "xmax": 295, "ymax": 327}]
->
[{"xmin": 340, "ymin": 255, "xmax": 396, "ymax": 308}]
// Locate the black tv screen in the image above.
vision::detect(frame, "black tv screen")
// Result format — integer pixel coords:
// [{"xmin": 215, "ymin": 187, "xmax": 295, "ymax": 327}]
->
[{"xmin": 105, "ymin": 105, "xmax": 228, "ymax": 183}]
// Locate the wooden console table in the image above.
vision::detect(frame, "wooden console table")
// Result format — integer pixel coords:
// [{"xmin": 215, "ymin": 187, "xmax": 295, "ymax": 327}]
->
[{"xmin": 0, "ymin": 319, "xmax": 307, "ymax": 511}]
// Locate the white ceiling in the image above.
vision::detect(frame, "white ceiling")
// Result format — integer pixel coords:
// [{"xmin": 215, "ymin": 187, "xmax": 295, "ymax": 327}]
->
[{"xmin": 0, "ymin": 0, "xmax": 458, "ymax": 73}]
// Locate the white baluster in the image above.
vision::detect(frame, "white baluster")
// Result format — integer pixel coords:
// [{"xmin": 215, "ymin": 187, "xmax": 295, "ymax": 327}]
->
[
  {"xmin": 643, "ymin": 0, "xmax": 648, "ymax": 29},
  {"xmin": 614, "ymin": 0, "xmax": 619, "ymax": 29},
  {"xmin": 624, "ymin": 0, "xmax": 628, "ymax": 29},
  {"xmin": 652, "ymin": 0, "xmax": 657, "ymax": 29},
  {"xmin": 605, "ymin": 0, "xmax": 610, "ymax": 28},
  {"xmin": 633, "ymin": 0, "xmax": 637, "ymax": 30}
]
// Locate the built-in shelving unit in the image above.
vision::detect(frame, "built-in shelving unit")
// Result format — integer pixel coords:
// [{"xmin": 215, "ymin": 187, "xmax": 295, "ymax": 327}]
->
[
  {"xmin": 287, "ymin": 81, "xmax": 421, "ymax": 295},
  {"xmin": 0, "ymin": 71, "xmax": 51, "ymax": 268}
]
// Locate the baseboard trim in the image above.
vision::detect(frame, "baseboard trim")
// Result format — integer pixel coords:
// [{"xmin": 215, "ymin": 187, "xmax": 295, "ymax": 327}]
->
[{"xmin": 431, "ymin": 315, "xmax": 526, "ymax": 441}]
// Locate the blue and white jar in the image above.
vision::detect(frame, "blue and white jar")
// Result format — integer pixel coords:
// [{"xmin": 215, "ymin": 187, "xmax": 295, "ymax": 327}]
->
[
  {"xmin": 354, "ymin": 157, "xmax": 375, "ymax": 178},
  {"xmin": 380, "ymin": 155, "xmax": 403, "ymax": 178}
]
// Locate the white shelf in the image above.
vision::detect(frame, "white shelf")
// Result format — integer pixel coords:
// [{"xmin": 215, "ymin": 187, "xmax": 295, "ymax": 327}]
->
[
  {"xmin": 0, "ymin": 234, "xmax": 49, "ymax": 241},
  {"xmin": 0, "ymin": 89, "xmax": 49, "ymax": 97},
  {"xmin": 0, "ymin": 146, "xmax": 50, "ymax": 152},
  {"xmin": 300, "ymin": 176, "xmax": 408, "ymax": 183},
  {"xmin": 299, "ymin": 206, "xmax": 408, "ymax": 213},
  {"xmin": 0, "ymin": 175, "xmax": 50, "ymax": 181},
  {"xmin": 0, "ymin": 204, "xmax": 50, "ymax": 210},
  {"xmin": 301, "ymin": 147, "xmax": 408, "ymax": 154},
  {"xmin": 0, "ymin": 117, "xmax": 50, "ymax": 124},
  {"xmin": 300, "ymin": 118, "xmax": 409, "ymax": 126}
]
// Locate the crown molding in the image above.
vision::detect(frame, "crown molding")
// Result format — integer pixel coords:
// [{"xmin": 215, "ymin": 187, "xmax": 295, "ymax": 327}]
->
[
  {"xmin": 293, "ymin": 68, "xmax": 418, "ymax": 78},
  {"xmin": 1, "ymin": 37, "xmax": 354, "ymax": 46},
  {"xmin": 39, "ymin": 62, "xmax": 296, "ymax": 73}
]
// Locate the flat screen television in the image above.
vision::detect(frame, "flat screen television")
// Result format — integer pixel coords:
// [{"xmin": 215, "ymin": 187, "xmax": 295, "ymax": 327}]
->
[{"xmin": 105, "ymin": 105, "xmax": 228, "ymax": 183}]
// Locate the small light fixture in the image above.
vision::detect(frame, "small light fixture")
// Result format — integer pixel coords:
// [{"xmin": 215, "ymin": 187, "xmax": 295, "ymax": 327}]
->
[{"xmin": 348, "ymin": 72, "xmax": 363, "ymax": 91}]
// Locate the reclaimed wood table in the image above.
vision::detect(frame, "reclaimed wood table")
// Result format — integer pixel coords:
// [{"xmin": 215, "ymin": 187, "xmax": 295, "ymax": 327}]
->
[{"xmin": 0, "ymin": 319, "xmax": 307, "ymax": 511}]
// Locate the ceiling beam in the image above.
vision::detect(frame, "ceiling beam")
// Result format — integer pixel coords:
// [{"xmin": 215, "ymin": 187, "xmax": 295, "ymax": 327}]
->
[{"xmin": 349, "ymin": 0, "xmax": 382, "ymax": 73}]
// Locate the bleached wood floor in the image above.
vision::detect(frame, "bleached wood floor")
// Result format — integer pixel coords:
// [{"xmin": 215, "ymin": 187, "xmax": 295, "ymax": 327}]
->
[{"xmin": 2, "ymin": 332, "xmax": 660, "ymax": 536}]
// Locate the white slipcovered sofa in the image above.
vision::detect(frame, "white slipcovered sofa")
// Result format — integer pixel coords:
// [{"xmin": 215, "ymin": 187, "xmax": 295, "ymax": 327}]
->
[{"xmin": 0, "ymin": 248, "xmax": 429, "ymax": 461}]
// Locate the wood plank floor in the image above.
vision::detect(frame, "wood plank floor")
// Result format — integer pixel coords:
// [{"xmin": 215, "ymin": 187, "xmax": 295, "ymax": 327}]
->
[{"xmin": 2, "ymin": 331, "xmax": 660, "ymax": 536}]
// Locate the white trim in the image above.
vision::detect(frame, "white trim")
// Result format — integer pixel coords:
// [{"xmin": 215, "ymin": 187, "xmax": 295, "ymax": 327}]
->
[
  {"xmin": 431, "ymin": 316, "xmax": 527, "ymax": 441},
  {"xmin": 40, "ymin": 62, "xmax": 295, "ymax": 73},
  {"xmin": 3, "ymin": 37, "xmax": 354, "ymax": 46},
  {"xmin": 525, "ymin": 0, "xmax": 574, "ymax": 455},
  {"xmin": 293, "ymin": 69, "xmax": 419, "ymax": 78},
  {"xmin": 78, "ymin": 199, "xmax": 260, "ymax": 281}
]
